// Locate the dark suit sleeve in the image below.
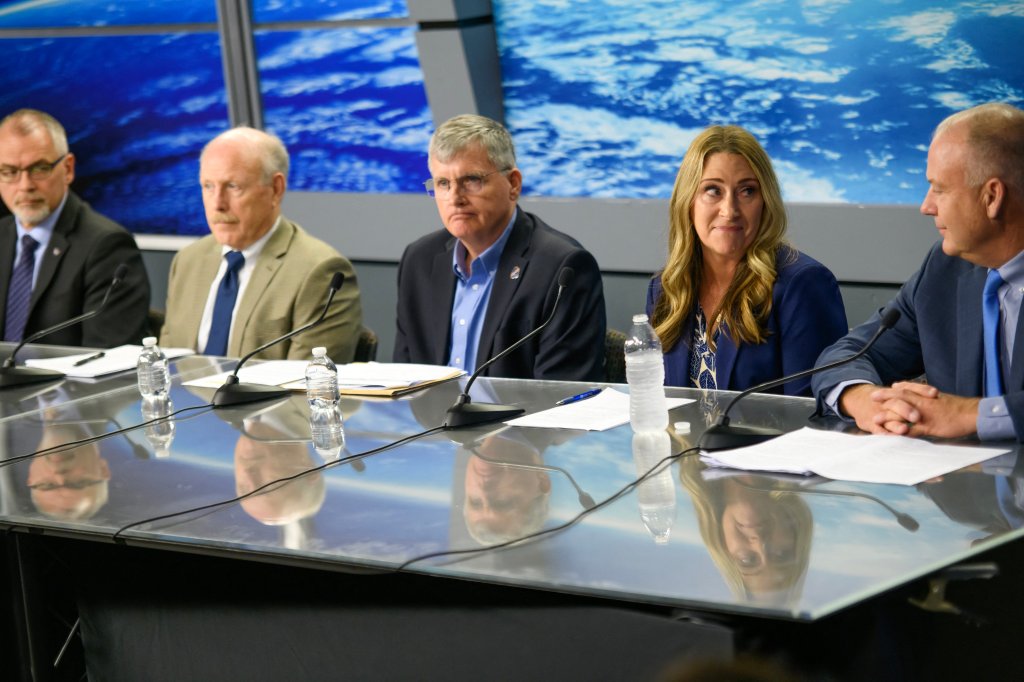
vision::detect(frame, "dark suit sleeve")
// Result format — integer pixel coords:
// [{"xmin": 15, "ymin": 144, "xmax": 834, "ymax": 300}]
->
[
  {"xmin": 80, "ymin": 228, "xmax": 150, "ymax": 347},
  {"xmin": 811, "ymin": 264, "xmax": 927, "ymax": 414},
  {"xmin": 533, "ymin": 248, "xmax": 606, "ymax": 382},
  {"xmin": 392, "ymin": 243, "xmax": 412, "ymax": 363},
  {"xmin": 776, "ymin": 260, "xmax": 848, "ymax": 396}
]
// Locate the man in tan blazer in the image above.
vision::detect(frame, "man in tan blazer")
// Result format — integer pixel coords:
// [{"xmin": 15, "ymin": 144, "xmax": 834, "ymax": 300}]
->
[{"xmin": 160, "ymin": 127, "xmax": 361, "ymax": 361}]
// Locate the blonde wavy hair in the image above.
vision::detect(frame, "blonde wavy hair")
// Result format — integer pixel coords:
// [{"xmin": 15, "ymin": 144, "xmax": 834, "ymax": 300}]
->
[{"xmin": 652, "ymin": 126, "xmax": 789, "ymax": 351}]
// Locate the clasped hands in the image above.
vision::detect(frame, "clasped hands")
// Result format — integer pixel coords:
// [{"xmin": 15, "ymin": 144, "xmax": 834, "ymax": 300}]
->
[{"xmin": 839, "ymin": 381, "xmax": 980, "ymax": 439}]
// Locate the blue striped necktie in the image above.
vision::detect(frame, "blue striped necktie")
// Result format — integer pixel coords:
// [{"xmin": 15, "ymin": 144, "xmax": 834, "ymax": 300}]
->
[
  {"xmin": 4, "ymin": 234, "xmax": 40, "ymax": 342},
  {"xmin": 203, "ymin": 251, "xmax": 245, "ymax": 356},
  {"xmin": 982, "ymin": 268, "xmax": 1005, "ymax": 397}
]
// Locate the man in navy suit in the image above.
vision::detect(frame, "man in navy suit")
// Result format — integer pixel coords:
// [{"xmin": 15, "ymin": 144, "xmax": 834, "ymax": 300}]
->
[
  {"xmin": 393, "ymin": 114, "xmax": 606, "ymax": 381},
  {"xmin": 812, "ymin": 102, "xmax": 1024, "ymax": 441},
  {"xmin": 0, "ymin": 109, "xmax": 150, "ymax": 347}
]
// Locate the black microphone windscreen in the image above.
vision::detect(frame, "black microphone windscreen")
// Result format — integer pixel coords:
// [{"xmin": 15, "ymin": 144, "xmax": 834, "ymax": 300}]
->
[
  {"xmin": 879, "ymin": 308, "xmax": 901, "ymax": 329},
  {"xmin": 112, "ymin": 263, "xmax": 128, "ymax": 284},
  {"xmin": 329, "ymin": 272, "xmax": 344, "ymax": 291},
  {"xmin": 558, "ymin": 267, "xmax": 575, "ymax": 287}
]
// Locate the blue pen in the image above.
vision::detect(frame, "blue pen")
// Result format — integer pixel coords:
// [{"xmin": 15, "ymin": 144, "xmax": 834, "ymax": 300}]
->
[{"xmin": 555, "ymin": 388, "xmax": 602, "ymax": 406}]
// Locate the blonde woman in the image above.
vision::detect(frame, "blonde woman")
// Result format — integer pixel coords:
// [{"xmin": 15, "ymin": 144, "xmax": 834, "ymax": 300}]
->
[{"xmin": 648, "ymin": 126, "xmax": 846, "ymax": 395}]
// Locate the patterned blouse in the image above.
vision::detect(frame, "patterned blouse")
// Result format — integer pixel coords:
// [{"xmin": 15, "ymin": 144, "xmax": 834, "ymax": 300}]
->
[{"xmin": 689, "ymin": 305, "xmax": 718, "ymax": 390}]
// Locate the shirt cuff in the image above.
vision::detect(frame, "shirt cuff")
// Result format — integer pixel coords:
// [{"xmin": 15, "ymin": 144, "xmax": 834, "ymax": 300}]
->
[
  {"xmin": 824, "ymin": 380, "xmax": 872, "ymax": 421},
  {"xmin": 977, "ymin": 396, "xmax": 1016, "ymax": 441}
]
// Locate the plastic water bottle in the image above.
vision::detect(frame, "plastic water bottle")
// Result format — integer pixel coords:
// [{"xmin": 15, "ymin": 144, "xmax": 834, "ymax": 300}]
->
[
  {"xmin": 305, "ymin": 347, "xmax": 340, "ymax": 410},
  {"xmin": 624, "ymin": 314, "xmax": 668, "ymax": 432},
  {"xmin": 310, "ymin": 403, "xmax": 345, "ymax": 461},
  {"xmin": 137, "ymin": 336, "xmax": 170, "ymax": 399},
  {"xmin": 632, "ymin": 431, "xmax": 676, "ymax": 544},
  {"xmin": 141, "ymin": 396, "xmax": 175, "ymax": 458}
]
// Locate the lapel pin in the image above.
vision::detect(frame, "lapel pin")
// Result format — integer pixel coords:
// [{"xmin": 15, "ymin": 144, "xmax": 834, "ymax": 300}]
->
[
  {"xmin": 52, "ymin": 247, "xmax": 61, "ymax": 256},
  {"xmin": 510, "ymin": 266, "xmax": 521, "ymax": 280}
]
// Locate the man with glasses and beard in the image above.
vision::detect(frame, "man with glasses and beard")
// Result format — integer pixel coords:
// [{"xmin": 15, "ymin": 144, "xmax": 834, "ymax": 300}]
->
[{"xmin": 0, "ymin": 109, "xmax": 150, "ymax": 346}]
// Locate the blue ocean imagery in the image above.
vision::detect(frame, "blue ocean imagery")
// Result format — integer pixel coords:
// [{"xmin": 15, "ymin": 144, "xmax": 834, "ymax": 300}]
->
[
  {"xmin": 256, "ymin": 26, "xmax": 433, "ymax": 194},
  {"xmin": 495, "ymin": 0, "xmax": 1024, "ymax": 204}
]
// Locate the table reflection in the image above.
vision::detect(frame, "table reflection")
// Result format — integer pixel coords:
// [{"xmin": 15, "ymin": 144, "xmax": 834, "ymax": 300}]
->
[
  {"xmin": 680, "ymin": 457, "xmax": 812, "ymax": 606},
  {"xmin": 27, "ymin": 421, "xmax": 111, "ymax": 520}
]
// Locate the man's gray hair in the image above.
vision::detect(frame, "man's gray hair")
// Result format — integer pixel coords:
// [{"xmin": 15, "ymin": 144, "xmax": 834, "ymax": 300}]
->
[
  {"xmin": 0, "ymin": 109, "xmax": 69, "ymax": 156},
  {"xmin": 935, "ymin": 102, "xmax": 1024, "ymax": 195},
  {"xmin": 429, "ymin": 114, "xmax": 516, "ymax": 171},
  {"xmin": 201, "ymin": 126, "xmax": 290, "ymax": 184}
]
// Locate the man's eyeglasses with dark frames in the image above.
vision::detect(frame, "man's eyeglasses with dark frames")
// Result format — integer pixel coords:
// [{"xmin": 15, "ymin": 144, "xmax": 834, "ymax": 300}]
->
[{"xmin": 0, "ymin": 154, "xmax": 68, "ymax": 184}]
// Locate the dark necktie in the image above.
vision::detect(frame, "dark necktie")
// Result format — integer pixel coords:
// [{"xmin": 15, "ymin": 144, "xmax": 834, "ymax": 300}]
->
[
  {"xmin": 203, "ymin": 251, "xmax": 245, "ymax": 356},
  {"xmin": 982, "ymin": 268, "xmax": 1005, "ymax": 397},
  {"xmin": 4, "ymin": 234, "xmax": 40, "ymax": 342}
]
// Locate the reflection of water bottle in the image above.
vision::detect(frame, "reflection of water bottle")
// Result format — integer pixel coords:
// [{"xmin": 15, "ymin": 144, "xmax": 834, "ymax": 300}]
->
[
  {"xmin": 624, "ymin": 314, "xmax": 668, "ymax": 432},
  {"xmin": 137, "ymin": 336, "xmax": 170, "ymax": 399},
  {"xmin": 632, "ymin": 430, "xmax": 676, "ymax": 544},
  {"xmin": 305, "ymin": 347, "xmax": 339, "ymax": 410},
  {"xmin": 310, "ymin": 404, "xmax": 345, "ymax": 461},
  {"xmin": 141, "ymin": 395, "xmax": 175, "ymax": 458}
]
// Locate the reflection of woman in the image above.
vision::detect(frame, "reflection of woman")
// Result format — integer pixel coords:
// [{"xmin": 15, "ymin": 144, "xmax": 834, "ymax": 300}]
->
[
  {"xmin": 680, "ymin": 457, "xmax": 812, "ymax": 605},
  {"xmin": 648, "ymin": 126, "xmax": 846, "ymax": 395}
]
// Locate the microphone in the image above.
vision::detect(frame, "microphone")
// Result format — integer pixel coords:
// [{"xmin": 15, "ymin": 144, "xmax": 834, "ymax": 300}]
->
[
  {"xmin": 699, "ymin": 307, "xmax": 902, "ymax": 451},
  {"xmin": 212, "ymin": 272, "xmax": 345, "ymax": 408},
  {"xmin": 729, "ymin": 476, "xmax": 919, "ymax": 531},
  {"xmin": 444, "ymin": 267, "xmax": 574, "ymax": 429},
  {"xmin": 0, "ymin": 264, "xmax": 129, "ymax": 388}
]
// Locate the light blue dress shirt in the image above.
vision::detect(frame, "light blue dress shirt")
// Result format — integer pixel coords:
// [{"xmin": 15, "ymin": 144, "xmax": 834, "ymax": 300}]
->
[
  {"xmin": 448, "ymin": 209, "xmax": 517, "ymax": 373},
  {"xmin": 13, "ymin": 190, "xmax": 67, "ymax": 289},
  {"xmin": 977, "ymin": 249, "xmax": 1024, "ymax": 439}
]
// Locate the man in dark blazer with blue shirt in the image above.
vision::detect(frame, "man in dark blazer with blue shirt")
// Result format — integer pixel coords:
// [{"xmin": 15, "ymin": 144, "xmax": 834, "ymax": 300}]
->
[
  {"xmin": 0, "ymin": 109, "xmax": 149, "ymax": 347},
  {"xmin": 813, "ymin": 102, "xmax": 1024, "ymax": 441},
  {"xmin": 393, "ymin": 115, "xmax": 606, "ymax": 381}
]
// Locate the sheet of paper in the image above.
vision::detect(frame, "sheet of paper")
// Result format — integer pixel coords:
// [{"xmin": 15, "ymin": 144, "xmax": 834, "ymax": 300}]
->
[
  {"xmin": 701, "ymin": 427, "xmax": 1010, "ymax": 485},
  {"xmin": 286, "ymin": 362, "xmax": 465, "ymax": 389},
  {"xmin": 504, "ymin": 388, "xmax": 693, "ymax": 431},
  {"xmin": 24, "ymin": 344, "xmax": 194, "ymax": 378},
  {"xmin": 183, "ymin": 360, "xmax": 308, "ymax": 389}
]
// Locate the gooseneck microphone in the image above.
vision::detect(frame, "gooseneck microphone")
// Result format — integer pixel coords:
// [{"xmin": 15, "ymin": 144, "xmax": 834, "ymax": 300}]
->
[
  {"xmin": 699, "ymin": 308, "xmax": 902, "ymax": 451},
  {"xmin": 212, "ymin": 272, "xmax": 344, "ymax": 408},
  {"xmin": 0, "ymin": 264, "xmax": 129, "ymax": 388},
  {"xmin": 444, "ymin": 267, "xmax": 575, "ymax": 429}
]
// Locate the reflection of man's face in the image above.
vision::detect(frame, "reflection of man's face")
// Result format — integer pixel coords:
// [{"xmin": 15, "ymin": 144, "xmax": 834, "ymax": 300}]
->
[
  {"xmin": 234, "ymin": 422, "xmax": 323, "ymax": 525},
  {"xmin": 463, "ymin": 435, "xmax": 550, "ymax": 543},
  {"xmin": 28, "ymin": 425, "xmax": 110, "ymax": 519},
  {"xmin": 721, "ymin": 480, "xmax": 799, "ymax": 595}
]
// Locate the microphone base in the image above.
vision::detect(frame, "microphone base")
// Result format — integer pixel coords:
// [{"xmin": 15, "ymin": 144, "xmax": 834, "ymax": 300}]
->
[
  {"xmin": 698, "ymin": 423, "xmax": 784, "ymax": 451},
  {"xmin": 212, "ymin": 382, "xmax": 291, "ymax": 408},
  {"xmin": 444, "ymin": 402, "xmax": 525, "ymax": 429},
  {"xmin": 0, "ymin": 365, "xmax": 66, "ymax": 388}
]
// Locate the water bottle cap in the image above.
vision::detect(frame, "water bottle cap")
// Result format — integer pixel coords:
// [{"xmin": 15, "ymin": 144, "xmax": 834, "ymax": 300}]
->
[
  {"xmin": 142, "ymin": 336, "xmax": 157, "ymax": 347},
  {"xmin": 632, "ymin": 314, "xmax": 649, "ymax": 324},
  {"xmin": 312, "ymin": 347, "xmax": 327, "ymax": 357}
]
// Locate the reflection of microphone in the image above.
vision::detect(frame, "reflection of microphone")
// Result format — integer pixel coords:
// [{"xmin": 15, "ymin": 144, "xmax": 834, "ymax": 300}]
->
[
  {"xmin": 212, "ymin": 272, "xmax": 344, "ymax": 408},
  {"xmin": 0, "ymin": 264, "xmax": 129, "ymax": 388},
  {"xmin": 444, "ymin": 267, "xmax": 574, "ymax": 429},
  {"xmin": 699, "ymin": 308, "xmax": 902, "ymax": 451},
  {"xmin": 471, "ymin": 449, "xmax": 595, "ymax": 510},
  {"xmin": 731, "ymin": 477, "xmax": 919, "ymax": 532},
  {"xmin": 26, "ymin": 414, "xmax": 150, "ymax": 461}
]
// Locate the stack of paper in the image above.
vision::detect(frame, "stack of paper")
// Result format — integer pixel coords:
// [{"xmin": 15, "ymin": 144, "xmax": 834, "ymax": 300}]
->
[
  {"xmin": 184, "ymin": 361, "xmax": 464, "ymax": 398},
  {"xmin": 505, "ymin": 388, "xmax": 693, "ymax": 431},
  {"xmin": 24, "ymin": 344, "xmax": 194, "ymax": 378}
]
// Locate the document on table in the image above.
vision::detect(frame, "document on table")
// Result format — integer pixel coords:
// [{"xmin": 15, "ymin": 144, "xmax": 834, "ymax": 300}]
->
[
  {"xmin": 700, "ymin": 427, "xmax": 1010, "ymax": 485},
  {"xmin": 504, "ymin": 388, "xmax": 694, "ymax": 431},
  {"xmin": 24, "ymin": 344, "xmax": 194, "ymax": 378},
  {"xmin": 185, "ymin": 361, "xmax": 464, "ymax": 398}
]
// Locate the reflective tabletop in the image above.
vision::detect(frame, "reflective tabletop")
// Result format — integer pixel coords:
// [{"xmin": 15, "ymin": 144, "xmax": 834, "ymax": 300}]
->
[{"xmin": 1, "ymin": 363, "xmax": 1021, "ymax": 621}]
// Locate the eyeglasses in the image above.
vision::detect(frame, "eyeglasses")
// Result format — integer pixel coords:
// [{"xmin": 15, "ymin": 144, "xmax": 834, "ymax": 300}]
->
[
  {"xmin": 0, "ymin": 154, "xmax": 67, "ymax": 184},
  {"xmin": 424, "ymin": 168, "xmax": 510, "ymax": 197}
]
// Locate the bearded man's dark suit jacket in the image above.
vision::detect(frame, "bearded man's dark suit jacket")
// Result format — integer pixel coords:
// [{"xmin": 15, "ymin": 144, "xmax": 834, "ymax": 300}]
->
[
  {"xmin": 393, "ymin": 209, "xmax": 606, "ymax": 381},
  {"xmin": 0, "ymin": 191, "xmax": 150, "ymax": 347},
  {"xmin": 811, "ymin": 241, "xmax": 1024, "ymax": 441}
]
